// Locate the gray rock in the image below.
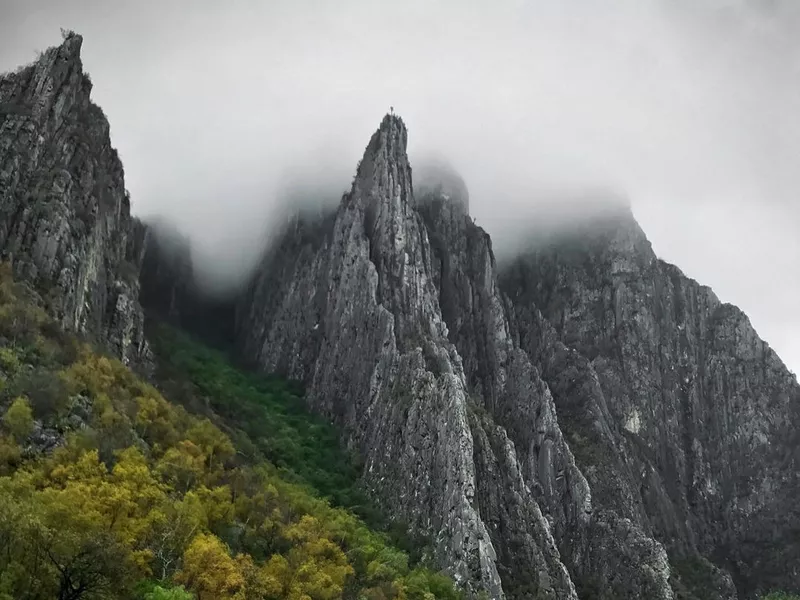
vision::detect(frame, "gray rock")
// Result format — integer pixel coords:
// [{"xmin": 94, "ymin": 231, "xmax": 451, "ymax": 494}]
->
[
  {"xmin": 418, "ymin": 187, "xmax": 672, "ymax": 600},
  {"xmin": 499, "ymin": 207, "xmax": 800, "ymax": 598},
  {"xmin": 469, "ymin": 404, "xmax": 578, "ymax": 599},
  {"xmin": 237, "ymin": 115, "xmax": 509, "ymax": 598},
  {"xmin": 236, "ymin": 115, "xmax": 799, "ymax": 599},
  {"xmin": 0, "ymin": 32, "xmax": 150, "ymax": 367}
]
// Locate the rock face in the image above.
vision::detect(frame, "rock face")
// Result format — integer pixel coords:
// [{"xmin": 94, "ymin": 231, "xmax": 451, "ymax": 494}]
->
[
  {"xmin": 0, "ymin": 32, "xmax": 149, "ymax": 366},
  {"xmin": 239, "ymin": 115, "xmax": 522, "ymax": 598},
  {"xmin": 235, "ymin": 115, "xmax": 657, "ymax": 599},
  {"xmin": 236, "ymin": 114, "xmax": 800, "ymax": 599},
  {"xmin": 417, "ymin": 188, "xmax": 677, "ymax": 600},
  {"xmin": 499, "ymin": 212, "xmax": 800, "ymax": 598},
  {"xmin": 138, "ymin": 219, "xmax": 195, "ymax": 324}
]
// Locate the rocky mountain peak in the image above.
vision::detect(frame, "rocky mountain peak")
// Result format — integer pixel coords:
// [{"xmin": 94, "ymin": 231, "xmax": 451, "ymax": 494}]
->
[
  {"xmin": 354, "ymin": 113, "xmax": 409, "ymax": 185},
  {"xmin": 234, "ymin": 113, "xmax": 682, "ymax": 599},
  {"xmin": 0, "ymin": 31, "xmax": 150, "ymax": 367},
  {"xmin": 56, "ymin": 29, "xmax": 83, "ymax": 55},
  {"xmin": 232, "ymin": 112, "xmax": 800, "ymax": 599}
]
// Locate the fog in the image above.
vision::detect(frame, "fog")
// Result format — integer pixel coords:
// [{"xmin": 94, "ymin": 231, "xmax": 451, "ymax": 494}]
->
[{"xmin": 1, "ymin": 0, "xmax": 799, "ymax": 374}]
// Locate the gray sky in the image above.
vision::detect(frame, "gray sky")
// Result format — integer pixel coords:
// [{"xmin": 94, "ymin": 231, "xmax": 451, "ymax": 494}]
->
[{"xmin": 2, "ymin": 0, "xmax": 799, "ymax": 377}]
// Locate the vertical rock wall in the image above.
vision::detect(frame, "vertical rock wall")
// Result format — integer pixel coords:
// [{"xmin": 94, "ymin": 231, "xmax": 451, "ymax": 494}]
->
[{"xmin": 0, "ymin": 32, "xmax": 149, "ymax": 365}]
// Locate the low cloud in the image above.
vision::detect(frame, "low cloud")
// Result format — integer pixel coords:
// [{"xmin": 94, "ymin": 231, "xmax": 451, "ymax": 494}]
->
[{"xmin": 1, "ymin": 0, "xmax": 798, "ymax": 372}]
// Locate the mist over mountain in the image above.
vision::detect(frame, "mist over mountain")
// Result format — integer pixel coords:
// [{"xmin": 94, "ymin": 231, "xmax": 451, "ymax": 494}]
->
[
  {"xmin": 1, "ymin": 22, "xmax": 800, "ymax": 598},
  {"xmin": 2, "ymin": 0, "xmax": 799, "ymax": 374}
]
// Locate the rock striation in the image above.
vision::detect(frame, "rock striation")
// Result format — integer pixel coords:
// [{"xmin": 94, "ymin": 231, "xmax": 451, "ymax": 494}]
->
[
  {"xmin": 417, "ymin": 186, "xmax": 674, "ymax": 600},
  {"xmin": 238, "ymin": 115, "xmax": 524, "ymax": 598},
  {"xmin": 0, "ymin": 32, "xmax": 149, "ymax": 366},
  {"xmin": 499, "ymin": 212, "xmax": 800, "ymax": 598}
]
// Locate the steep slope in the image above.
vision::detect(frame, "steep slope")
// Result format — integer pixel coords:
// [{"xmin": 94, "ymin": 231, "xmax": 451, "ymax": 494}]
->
[
  {"xmin": 0, "ymin": 264, "xmax": 462, "ymax": 600},
  {"xmin": 417, "ymin": 183, "xmax": 674, "ymax": 600},
  {"xmin": 236, "ymin": 115, "xmax": 584, "ymax": 599},
  {"xmin": 499, "ymin": 208, "xmax": 800, "ymax": 598},
  {"xmin": 0, "ymin": 31, "xmax": 149, "ymax": 366}
]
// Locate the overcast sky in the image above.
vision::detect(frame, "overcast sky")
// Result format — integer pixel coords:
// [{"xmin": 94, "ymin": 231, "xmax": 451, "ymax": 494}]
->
[{"xmin": 1, "ymin": 0, "xmax": 799, "ymax": 376}]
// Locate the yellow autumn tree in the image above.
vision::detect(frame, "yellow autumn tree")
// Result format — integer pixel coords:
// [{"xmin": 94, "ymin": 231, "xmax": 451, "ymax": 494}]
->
[
  {"xmin": 157, "ymin": 439, "xmax": 207, "ymax": 492},
  {"xmin": 0, "ymin": 434, "xmax": 21, "ymax": 474},
  {"xmin": 279, "ymin": 515, "xmax": 355, "ymax": 600},
  {"xmin": 0, "ymin": 265, "xmax": 464, "ymax": 600},
  {"xmin": 176, "ymin": 532, "xmax": 245, "ymax": 599},
  {"xmin": 186, "ymin": 418, "xmax": 235, "ymax": 470},
  {"xmin": 146, "ymin": 491, "xmax": 207, "ymax": 580},
  {"xmin": 135, "ymin": 393, "xmax": 180, "ymax": 450}
]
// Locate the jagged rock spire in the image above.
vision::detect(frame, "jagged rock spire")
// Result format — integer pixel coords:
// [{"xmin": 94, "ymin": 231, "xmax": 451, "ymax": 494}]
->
[
  {"xmin": 58, "ymin": 29, "xmax": 83, "ymax": 55},
  {"xmin": 0, "ymin": 32, "xmax": 150, "ymax": 367},
  {"xmin": 235, "ymin": 110, "xmax": 800, "ymax": 598},
  {"xmin": 237, "ymin": 113, "xmax": 586, "ymax": 599}
]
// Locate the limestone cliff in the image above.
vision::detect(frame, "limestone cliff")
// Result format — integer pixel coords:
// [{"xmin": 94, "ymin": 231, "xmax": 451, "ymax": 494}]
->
[
  {"xmin": 238, "ymin": 115, "xmax": 537, "ymax": 598},
  {"xmin": 499, "ymin": 211, "xmax": 800, "ymax": 598},
  {"xmin": 234, "ymin": 116, "xmax": 666, "ymax": 599},
  {"xmin": 0, "ymin": 32, "xmax": 149, "ymax": 365}
]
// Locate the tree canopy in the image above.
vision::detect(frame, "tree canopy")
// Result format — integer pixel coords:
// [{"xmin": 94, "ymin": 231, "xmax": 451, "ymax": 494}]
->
[{"xmin": 0, "ymin": 264, "xmax": 462, "ymax": 600}]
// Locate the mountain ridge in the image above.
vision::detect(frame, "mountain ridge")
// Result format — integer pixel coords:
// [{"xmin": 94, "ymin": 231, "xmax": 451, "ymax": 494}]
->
[
  {"xmin": 0, "ymin": 32, "xmax": 798, "ymax": 600},
  {"xmin": 0, "ymin": 31, "xmax": 150, "ymax": 368},
  {"xmin": 227, "ymin": 113, "xmax": 799, "ymax": 598}
]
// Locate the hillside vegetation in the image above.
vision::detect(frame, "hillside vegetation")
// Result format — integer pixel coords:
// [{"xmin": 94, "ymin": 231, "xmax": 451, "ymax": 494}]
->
[
  {"xmin": 149, "ymin": 325, "xmax": 366, "ymax": 510},
  {"xmin": 0, "ymin": 264, "xmax": 460, "ymax": 600},
  {"xmin": 148, "ymin": 323, "xmax": 427, "ymax": 561}
]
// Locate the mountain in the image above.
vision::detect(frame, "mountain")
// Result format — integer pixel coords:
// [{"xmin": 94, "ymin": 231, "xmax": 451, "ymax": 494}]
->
[
  {"xmin": 499, "ymin": 214, "xmax": 800, "ymax": 597},
  {"xmin": 0, "ymin": 34, "xmax": 462, "ymax": 600},
  {"xmin": 231, "ymin": 115, "xmax": 800, "ymax": 599},
  {"xmin": 0, "ymin": 31, "xmax": 149, "ymax": 367},
  {"xmin": 1, "ymin": 32, "xmax": 799, "ymax": 600}
]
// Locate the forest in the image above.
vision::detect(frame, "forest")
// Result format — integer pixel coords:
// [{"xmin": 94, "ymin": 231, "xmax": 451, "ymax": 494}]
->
[{"xmin": 0, "ymin": 264, "xmax": 460, "ymax": 600}]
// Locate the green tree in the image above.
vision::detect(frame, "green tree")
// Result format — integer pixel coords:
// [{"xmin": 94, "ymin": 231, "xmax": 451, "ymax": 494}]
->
[
  {"xmin": 3, "ymin": 396, "xmax": 33, "ymax": 440},
  {"xmin": 143, "ymin": 584, "xmax": 194, "ymax": 600}
]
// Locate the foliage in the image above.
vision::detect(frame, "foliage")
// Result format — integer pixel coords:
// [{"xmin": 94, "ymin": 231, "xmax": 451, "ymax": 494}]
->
[
  {"xmin": 150, "ymin": 325, "xmax": 363, "ymax": 507},
  {"xmin": 150, "ymin": 324, "xmax": 432, "ymax": 563},
  {"xmin": 140, "ymin": 584, "xmax": 194, "ymax": 600},
  {"xmin": 0, "ymin": 264, "xmax": 460, "ymax": 599},
  {"xmin": 2, "ymin": 395, "xmax": 33, "ymax": 440},
  {"xmin": 175, "ymin": 533, "xmax": 245, "ymax": 599},
  {"xmin": 761, "ymin": 594, "xmax": 800, "ymax": 600},
  {"xmin": 670, "ymin": 555, "xmax": 720, "ymax": 600}
]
